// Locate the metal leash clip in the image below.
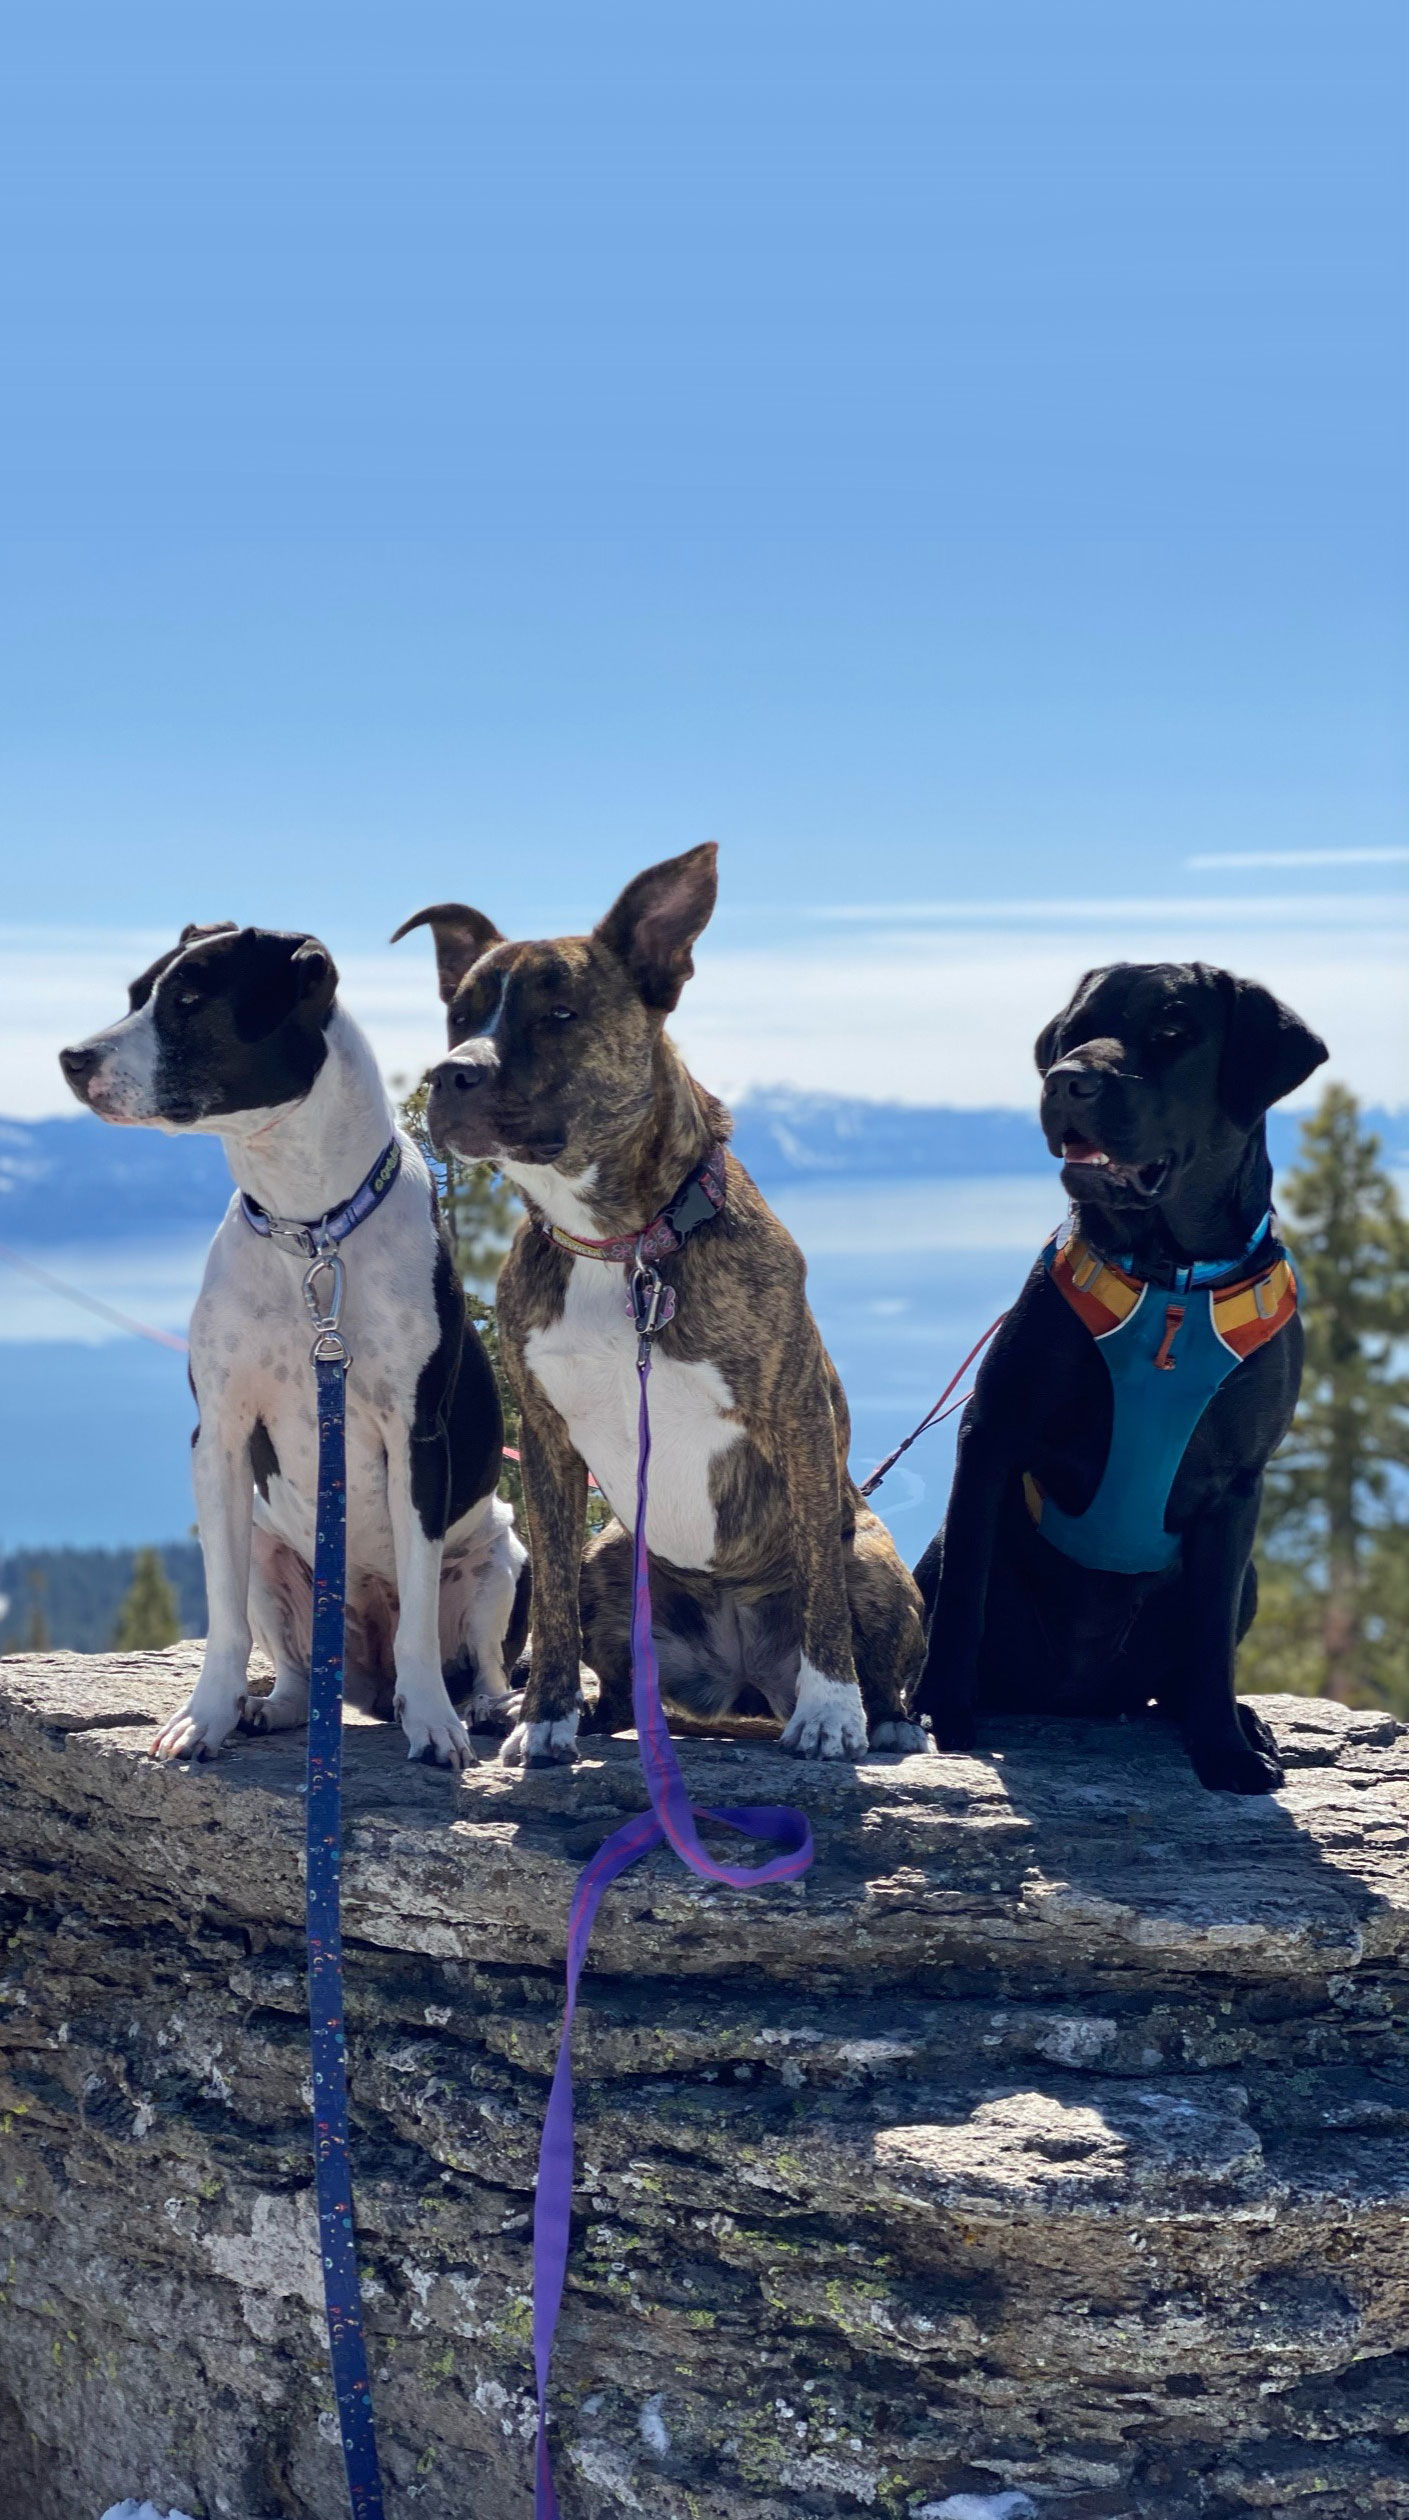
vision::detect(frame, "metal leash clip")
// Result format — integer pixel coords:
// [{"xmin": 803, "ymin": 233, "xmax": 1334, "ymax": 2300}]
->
[
  {"xmin": 303, "ymin": 1241, "xmax": 350, "ymax": 1368},
  {"xmin": 629, "ymin": 1245, "xmax": 676, "ymax": 1365}
]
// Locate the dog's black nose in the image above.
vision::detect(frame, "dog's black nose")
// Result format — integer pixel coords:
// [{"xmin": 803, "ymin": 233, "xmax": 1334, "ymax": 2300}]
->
[
  {"xmin": 59, "ymin": 1044, "xmax": 99, "ymax": 1092},
  {"xmin": 429, "ymin": 1058, "xmax": 483, "ymax": 1094},
  {"xmin": 1044, "ymin": 1057, "xmax": 1102, "ymax": 1101}
]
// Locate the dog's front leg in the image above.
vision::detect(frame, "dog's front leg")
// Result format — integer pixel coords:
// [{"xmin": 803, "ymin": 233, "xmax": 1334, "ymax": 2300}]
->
[
  {"xmin": 152, "ymin": 1407, "xmax": 256, "ymax": 1762},
  {"xmin": 776, "ymin": 1371, "xmax": 869, "ymax": 1760},
  {"xmin": 384, "ymin": 1423, "xmax": 473, "ymax": 1770},
  {"xmin": 912, "ymin": 1411, "xmax": 1008, "ymax": 1751},
  {"xmin": 500, "ymin": 1394, "xmax": 590, "ymax": 1768},
  {"xmin": 1175, "ymin": 1478, "xmax": 1284, "ymax": 1795}
]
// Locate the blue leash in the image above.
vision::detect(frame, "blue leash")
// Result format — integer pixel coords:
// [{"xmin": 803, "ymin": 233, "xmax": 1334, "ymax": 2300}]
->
[{"xmin": 304, "ymin": 1249, "xmax": 386, "ymax": 2520}]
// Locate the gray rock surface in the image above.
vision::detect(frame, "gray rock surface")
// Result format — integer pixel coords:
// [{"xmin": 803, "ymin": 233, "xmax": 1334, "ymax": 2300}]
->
[{"xmin": 2, "ymin": 1650, "xmax": 1408, "ymax": 2520}]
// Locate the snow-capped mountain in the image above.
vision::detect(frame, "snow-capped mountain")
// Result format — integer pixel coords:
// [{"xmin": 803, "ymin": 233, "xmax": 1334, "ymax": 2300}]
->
[{"xmin": 0, "ymin": 1093, "xmax": 1399, "ymax": 1244}]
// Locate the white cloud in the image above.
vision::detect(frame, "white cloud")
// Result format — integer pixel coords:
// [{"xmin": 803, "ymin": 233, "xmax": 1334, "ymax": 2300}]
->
[
  {"xmin": 3, "ymin": 896, "xmax": 1405, "ymax": 1119},
  {"xmin": 1185, "ymin": 848, "xmax": 1409, "ymax": 870},
  {"xmin": 804, "ymin": 889, "xmax": 1409, "ymax": 925},
  {"xmin": 676, "ymin": 904, "xmax": 1408, "ymax": 1109}
]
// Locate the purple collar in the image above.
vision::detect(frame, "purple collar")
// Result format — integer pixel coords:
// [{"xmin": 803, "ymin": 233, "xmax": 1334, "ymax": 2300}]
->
[{"xmin": 240, "ymin": 1137, "xmax": 402, "ymax": 1257}]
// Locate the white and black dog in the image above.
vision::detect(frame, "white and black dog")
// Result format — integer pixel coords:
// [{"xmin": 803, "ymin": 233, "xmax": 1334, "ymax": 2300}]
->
[{"xmin": 60, "ymin": 922, "xmax": 527, "ymax": 1769}]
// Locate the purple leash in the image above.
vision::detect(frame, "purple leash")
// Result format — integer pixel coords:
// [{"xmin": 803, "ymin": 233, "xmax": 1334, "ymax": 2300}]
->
[{"xmin": 530, "ymin": 1261, "xmax": 816, "ymax": 2517}]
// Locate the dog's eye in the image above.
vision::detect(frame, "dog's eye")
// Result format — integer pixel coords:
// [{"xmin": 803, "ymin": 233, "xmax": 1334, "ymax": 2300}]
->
[
  {"xmin": 175, "ymin": 989, "xmax": 204, "ymax": 1011},
  {"xmin": 550, "ymin": 1006, "xmax": 576, "ymax": 1023},
  {"xmin": 1152, "ymin": 1025, "xmax": 1190, "ymax": 1051}
]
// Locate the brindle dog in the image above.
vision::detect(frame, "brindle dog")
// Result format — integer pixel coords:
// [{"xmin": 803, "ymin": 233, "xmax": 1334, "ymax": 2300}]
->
[{"xmin": 395, "ymin": 843, "xmax": 927, "ymax": 1767}]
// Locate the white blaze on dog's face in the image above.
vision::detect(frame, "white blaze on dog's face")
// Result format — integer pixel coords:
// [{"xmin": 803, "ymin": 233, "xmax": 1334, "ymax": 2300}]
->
[
  {"xmin": 59, "ymin": 923, "xmax": 340, "ymax": 1134},
  {"xmin": 394, "ymin": 843, "xmax": 719, "ymax": 1175}
]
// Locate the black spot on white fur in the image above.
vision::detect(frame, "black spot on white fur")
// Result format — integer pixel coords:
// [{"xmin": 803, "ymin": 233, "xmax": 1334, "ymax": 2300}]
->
[
  {"xmin": 249, "ymin": 1417, "xmax": 280, "ymax": 1501},
  {"xmin": 409, "ymin": 1235, "xmax": 505, "ymax": 1541}
]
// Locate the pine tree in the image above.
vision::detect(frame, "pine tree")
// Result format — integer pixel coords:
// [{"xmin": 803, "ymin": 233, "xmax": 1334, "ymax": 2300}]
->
[
  {"xmin": 1240, "ymin": 1085, "xmax": 1409, "ymax": 1710},
  {"xmin": 22, "ymin": 1569, "xmax": 50, "ymax": 1654},
  {"xmin": 398, "ymin": 1079, "xmax": 517, "ymax": 1291},
  {"xmin": 114, "ymin": 1547, "xmax": 181, "ymax": 1651}
]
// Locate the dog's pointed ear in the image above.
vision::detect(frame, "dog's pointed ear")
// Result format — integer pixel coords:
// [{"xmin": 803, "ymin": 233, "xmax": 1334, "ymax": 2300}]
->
[
  {"xmin": 291, "ymin": 938, "xmax": 338, "ymax": 1018},
  {"xmin": 594, "ymin": 842, "xmax": 718, "ymax": 1012},
  {"xmin": 391, "ymin": 904, "xmax": 505, "ymax": 1005},
  {"xmin": 1216, "ymin": 972, "xmax": 1328, "ymax": 1127}
]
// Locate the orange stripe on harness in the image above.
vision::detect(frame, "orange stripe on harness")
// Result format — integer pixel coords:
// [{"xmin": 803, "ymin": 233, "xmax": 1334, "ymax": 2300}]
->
[
  {"xmin": 1050, "ymin": 1236, "xmax": 1143, "ymax": 1337},
  {"xmin": 1211, "ymin": 1254, "xmax": 1297, "ymax": 1358}
]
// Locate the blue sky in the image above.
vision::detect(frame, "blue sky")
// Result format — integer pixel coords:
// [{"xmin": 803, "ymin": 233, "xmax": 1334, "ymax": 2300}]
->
[{"xmin": 2, "ymin": 0, "xmax": 1405, "ymax": 1109}]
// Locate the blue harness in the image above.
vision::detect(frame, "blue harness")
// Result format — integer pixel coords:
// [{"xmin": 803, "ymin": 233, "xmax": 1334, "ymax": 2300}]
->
[{"xmin": 1029, "ymin": 1215, "xmax": 1294, "ymax": 1578}]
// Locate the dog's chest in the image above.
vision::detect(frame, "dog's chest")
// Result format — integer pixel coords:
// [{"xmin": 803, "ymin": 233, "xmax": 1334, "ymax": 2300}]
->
[
  {"xmin": 190, "ymin": 1214, "xmax": 440, "ymax": 1568},
  {"xmin": 523, "ymin": 1261, "xmax": 742, "ymax": 1570}
]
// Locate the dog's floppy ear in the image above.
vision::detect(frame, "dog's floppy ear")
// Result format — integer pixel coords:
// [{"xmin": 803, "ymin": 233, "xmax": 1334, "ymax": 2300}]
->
[
  {"xmin": 391, "ymin": 904, "xmax": 505, "ymax": 1005},
  {"xmin": 595, "ymin": 842, "xmax": 718, "ymax": 1012},
  {"xmin": 1034, "ymin": 968, "xmax": 1101, "ymax": 1074},
  {"xmin": 230, "ymin": 931, "xmax": 339, "ymax": 1042},
  {"xmin": 1034, "ymin": 1012, "xmax": 1064, "ymax": 1074},
  {"xmin": 291, "ymin": 938, "xmax": 338, "ymax": 1019},
  {"xmin": 1216, "ymin": 972, "xmax": 1328, "ymax": 1127}
]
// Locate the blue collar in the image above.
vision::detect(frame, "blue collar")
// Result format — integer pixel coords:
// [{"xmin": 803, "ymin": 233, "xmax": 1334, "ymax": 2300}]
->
[
  {"xmin": 1096, "ymin": 1205, "xmax": 1275, "ymax": 1293},
  {"xmin": 240, "ymin": 1137, "xmax": 402, "ymax": 1257}
]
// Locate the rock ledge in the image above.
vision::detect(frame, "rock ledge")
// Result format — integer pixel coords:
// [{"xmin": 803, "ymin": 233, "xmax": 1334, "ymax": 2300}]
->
[{"xmin": 2, "ymin": 1650, "xmax": 1408, "ymax": 2519}]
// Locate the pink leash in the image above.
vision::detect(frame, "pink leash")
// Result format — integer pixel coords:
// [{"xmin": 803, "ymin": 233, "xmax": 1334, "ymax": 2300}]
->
[{"xmin": 857, "ymin": 1312, "xmax": 1006, "ymax": 1497}]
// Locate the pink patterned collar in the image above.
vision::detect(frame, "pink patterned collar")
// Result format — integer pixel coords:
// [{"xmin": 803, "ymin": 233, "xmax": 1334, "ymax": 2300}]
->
[{"xmin": 538, "ymin": 1143, "xmax": 727, "ymax": 1264}]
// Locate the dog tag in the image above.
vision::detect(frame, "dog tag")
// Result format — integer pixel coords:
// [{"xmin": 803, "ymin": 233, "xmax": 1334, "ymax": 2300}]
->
[{"xmin": 626, "ymin": 1282, "xmax": 676, "ymax": 1331}]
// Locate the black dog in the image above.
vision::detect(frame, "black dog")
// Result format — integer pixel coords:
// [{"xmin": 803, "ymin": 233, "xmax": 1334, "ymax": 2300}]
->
[{"xmin": 914, "ymin": 962, "xmax": 1327, "ymax": 1794}]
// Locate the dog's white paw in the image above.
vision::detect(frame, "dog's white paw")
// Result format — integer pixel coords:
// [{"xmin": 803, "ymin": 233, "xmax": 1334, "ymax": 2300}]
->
[
  {"xmin": 469, "ymin": 1682, "xmax": 519, "ymax": 1735},
  {"xmin": 780, "ymin": 1668, "xmax": 868, "ymax": 1762},
  {"xmin": 395, "ymin": 1689, "xmax": 474, "ymax": 1772},
  {"xmin": 237, "ymin": 1683, "xmax": 308, "ymax": 1736},
  {"xmin": 867, "ymin": 1717, "xmax": 931, "ymax": 1757},
  {"xmin": 500, "ymin": 1712, "xmax": 581, "ymax": 1769},
  {"xmin": 152, "ymin": 1688, "xmax": 245, "ymax": 1764}
]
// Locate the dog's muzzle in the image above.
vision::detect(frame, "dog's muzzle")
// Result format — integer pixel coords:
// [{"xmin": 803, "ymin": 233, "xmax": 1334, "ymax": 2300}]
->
[
  {"xmin": 1042, "ymin": 1055, "xmax": 1172, "ymax": 1200},
  {"xmin": 58, "ymin": 1042, "xmax": 103, "ymax": 1106},
  {"xmin": 425, "ymin": 1044, "xmax": 504, "ymax": 1156}
]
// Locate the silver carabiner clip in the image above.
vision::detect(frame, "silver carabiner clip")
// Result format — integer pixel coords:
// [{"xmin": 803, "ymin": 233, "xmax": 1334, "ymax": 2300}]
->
[
  {"xmin": 303, "ymin": 1245, "xmax": 349, "ymax": 1366},
  {"xmin": 628, "ymin": 1242, "xmax": 677, "ymax": 1365},
  {"xmin": 628, "ymin": 1262, "xmax": 664, "ymax": 1341}
]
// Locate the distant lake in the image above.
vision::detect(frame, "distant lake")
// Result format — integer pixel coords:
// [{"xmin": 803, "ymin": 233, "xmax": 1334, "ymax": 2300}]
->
[{"xmin": 0, "ymin": 1174, "xmax": 1072, "ymax": 1552}]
